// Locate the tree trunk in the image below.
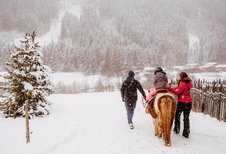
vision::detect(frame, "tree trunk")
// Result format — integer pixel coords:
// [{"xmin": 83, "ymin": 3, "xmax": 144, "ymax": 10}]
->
[{"xmin": 25, "ymin": 100, "xmax": 30, "ymax": 144}]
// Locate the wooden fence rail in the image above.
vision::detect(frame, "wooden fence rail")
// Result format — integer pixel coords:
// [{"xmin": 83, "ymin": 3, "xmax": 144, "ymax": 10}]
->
[{"xmin": 191, "ymin": 79, "xmax": 226, "ymax": 122}]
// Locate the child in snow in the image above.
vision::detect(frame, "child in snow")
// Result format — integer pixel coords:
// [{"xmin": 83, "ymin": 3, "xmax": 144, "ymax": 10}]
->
[{"xmin": 145, "ymin": 67, "xmax": 168, "ymax": 108}]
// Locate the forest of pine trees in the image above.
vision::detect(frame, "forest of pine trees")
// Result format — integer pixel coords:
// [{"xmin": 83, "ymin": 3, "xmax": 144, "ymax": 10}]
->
[
  {"xmin": 0, "ymin": 0, "xmax": 59, "ymax": 34},
  {"xmin": 0, "ymin": 0, "xmax": 226, "ymax": 75}
]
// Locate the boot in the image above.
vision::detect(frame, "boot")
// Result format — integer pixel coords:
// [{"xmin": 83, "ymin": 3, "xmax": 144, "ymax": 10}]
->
[
  {"xmin": 129, "ymin": 123, "xmax": 134, "ymax": 129},
  {"xmin": 173, "ymin": 124, "xmax": 180, "ymax": 134},
  {"xmin": 182, "ymin": 129, "xmax": 190, "ymax": 138}
]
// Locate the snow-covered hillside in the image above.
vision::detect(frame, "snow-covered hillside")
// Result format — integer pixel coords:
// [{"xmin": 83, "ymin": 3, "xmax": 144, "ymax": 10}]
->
[
  {"xmin": 37, "ymin": 1, "xmax": 81, "ymax": 45},
  {"xmin": 1, "ymin": 0, "xmax": 226, "ymax": 73},
  {"xmin": 0, "ymin": 92, "xmax": 226, "ymax": 154},
  {"xmin": 188, "ymin": 33, "xmax": 200, "ymax": 64}
]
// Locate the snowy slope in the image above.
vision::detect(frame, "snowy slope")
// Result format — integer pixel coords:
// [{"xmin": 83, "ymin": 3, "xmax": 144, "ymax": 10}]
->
[
  {"xmin": 188, "ymin": 33, "xmax": 200, "ymax": 64},
  {"xmin": 0, "ymin": 92, "xmax": 226, "ymax": 154},
  {"xmin": 37, "ymin": 1, "xmax": 81, "ymax": 45}
]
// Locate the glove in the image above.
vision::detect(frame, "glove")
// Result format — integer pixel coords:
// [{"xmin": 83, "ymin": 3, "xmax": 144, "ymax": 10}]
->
[{"xmin": 143, "ymin": 95, "xmax": 146, "ymax": 101}]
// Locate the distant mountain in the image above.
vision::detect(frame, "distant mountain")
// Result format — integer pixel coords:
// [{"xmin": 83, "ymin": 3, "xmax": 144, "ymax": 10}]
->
[{"xmin": 0, "ymin": 0, "xmax": 226, "ymax": 74}]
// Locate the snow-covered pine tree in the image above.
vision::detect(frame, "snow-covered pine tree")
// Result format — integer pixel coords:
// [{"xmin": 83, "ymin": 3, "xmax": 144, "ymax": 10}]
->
[{"xmin": 2, "ymin": 31, "xmax": 54, "ymax": 118}]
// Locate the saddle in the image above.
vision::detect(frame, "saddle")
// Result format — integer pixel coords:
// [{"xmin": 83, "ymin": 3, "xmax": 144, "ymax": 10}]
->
[
  {"xmin": 156, "ymin": 89, "xmax": 168, "ymax": 94},
  {"xmin": 147, "ymin": 89, "xmax": 168, "ymax": 118}
]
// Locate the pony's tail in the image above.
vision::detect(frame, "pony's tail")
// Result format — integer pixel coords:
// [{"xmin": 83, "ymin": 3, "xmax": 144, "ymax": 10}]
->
[{"xmin": 160, "ymin": 96, "xmax": 176, "ymax": 146}]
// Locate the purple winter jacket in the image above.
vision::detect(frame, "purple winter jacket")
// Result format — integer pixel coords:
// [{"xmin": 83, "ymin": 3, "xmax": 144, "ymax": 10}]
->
[{"xmin": 153, "ymin": 71, "xmax": 168, "ymax": 90}]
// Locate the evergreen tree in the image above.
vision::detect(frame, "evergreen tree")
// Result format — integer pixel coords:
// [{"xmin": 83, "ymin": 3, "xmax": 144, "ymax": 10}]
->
[{"xmin": 2, "ymin": 31, "xmax": 54, "ymax": 118}]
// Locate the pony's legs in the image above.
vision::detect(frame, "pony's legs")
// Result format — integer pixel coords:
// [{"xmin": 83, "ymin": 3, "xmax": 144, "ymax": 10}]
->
[
  {"xmin": 153, "ymin": 117, "xmax": 162, "ymax": 137},
  {"xmin": 157, "ymin": 116, "xmax": 162, "ymax": 138},
  {"xmin": 161, "ymin": 97, "xmax": 175, "ymax": 146},
  {"xmin": 153, "ymin": 119, "xmax": 158, "ymax": 136}
]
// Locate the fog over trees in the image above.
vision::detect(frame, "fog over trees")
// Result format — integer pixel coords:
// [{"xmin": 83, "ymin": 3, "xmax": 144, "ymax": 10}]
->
[{"xmin": 0, "ymin": 0, "xmax": 226, "ymax": 75}]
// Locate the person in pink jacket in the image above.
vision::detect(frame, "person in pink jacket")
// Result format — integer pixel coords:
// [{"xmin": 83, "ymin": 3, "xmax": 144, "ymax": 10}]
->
[{"xmin": 168, "ymin": 72, "xmax": 192, "ymax": 138}]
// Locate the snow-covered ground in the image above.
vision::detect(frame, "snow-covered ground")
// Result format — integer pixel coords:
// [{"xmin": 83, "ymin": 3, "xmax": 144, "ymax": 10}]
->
[
  {"xmin": 0, "ymin": 72, "xmax": 121, "ymax": 87},
  {"xmin": 51, "ymin": 72, "xmax": 101, "ymax": 86},
  {"xmin": 51, "ymin": 72, "xmax": 122, "ymax": 93},
  {"xmin": 0, "ymin": 92, "xmax": 226, "ymax": 154}
]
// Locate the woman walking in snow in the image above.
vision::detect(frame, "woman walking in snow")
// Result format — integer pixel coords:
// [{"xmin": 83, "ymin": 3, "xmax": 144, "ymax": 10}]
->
[
  {"xmin": 168, "ymin": 72, "xmax": 193, "ymax": 138},
  {"xmin": 121, "ymin": 71, "xmax": 146, "ymax": 129}
]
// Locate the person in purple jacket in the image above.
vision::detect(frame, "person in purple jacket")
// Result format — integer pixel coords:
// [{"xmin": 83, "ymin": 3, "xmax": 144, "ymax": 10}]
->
[{"xmin": 145, "ymin": 67, "xmax": 168, "ymax": 107}]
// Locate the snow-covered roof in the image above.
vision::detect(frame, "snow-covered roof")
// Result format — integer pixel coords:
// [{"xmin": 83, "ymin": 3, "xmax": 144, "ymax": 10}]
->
[
  {"xmin": 201, "ymin": 62, "xmax": 219, "ymax": 68},
  {"xmin": 143, "ymin": 67, "xmax": 155, "ymax": 72},
  {"xmin": 216, "ymin": 64, "xmax": 226, "ymax": 68},
  {"xmin": 173, "ymin": 66, "xmax": 183, "ymax": 69}
]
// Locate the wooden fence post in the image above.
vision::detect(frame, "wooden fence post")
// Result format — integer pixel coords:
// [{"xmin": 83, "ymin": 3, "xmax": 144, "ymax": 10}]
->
[
  {"xmin": 191, "ymin": 79, "xmax": 226, "ymax": 122},
  {"xmin": 25, "ymin": 100, "xmax": 30, "ymax": 144}
]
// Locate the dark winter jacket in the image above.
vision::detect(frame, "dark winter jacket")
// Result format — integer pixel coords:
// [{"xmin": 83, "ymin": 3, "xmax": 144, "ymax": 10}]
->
[
  {"xmin": 169, "ymin": 77, "xmax": 192, "ymax": 103},
  {"xmin": 121, "ymin": 77, "xmax": 146, "ymax": 105},
  {"xmin": 153, "ymin": 71, "xmax": 168, "ymax": 90}
]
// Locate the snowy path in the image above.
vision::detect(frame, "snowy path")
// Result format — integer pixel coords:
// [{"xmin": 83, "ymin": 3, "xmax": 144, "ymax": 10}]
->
[{"xmin": 1, "ymin": 92, "xmax": 226, "ymax": 154}]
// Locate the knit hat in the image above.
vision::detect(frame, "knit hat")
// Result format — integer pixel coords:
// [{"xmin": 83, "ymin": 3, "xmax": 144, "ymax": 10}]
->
[
  {"xmin": 154, "ymin": 67, "xmax": 164, "ymax": 75},
  {"xmin": 128, "ymin": 71, "xmax": 135, "ymax": 77}
]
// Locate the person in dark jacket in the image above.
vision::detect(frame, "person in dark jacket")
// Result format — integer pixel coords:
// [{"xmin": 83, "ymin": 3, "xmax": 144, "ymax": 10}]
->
[
  {"xmin": 121, "ymin": 71, "xmax": 146, "ymax": 129},
  {"xmin": 168, "ymin": 72, "xmax": 192, "ymax": 138}
]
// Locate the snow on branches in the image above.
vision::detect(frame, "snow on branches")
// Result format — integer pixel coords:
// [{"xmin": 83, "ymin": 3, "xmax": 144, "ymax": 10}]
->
[{"xmin": 2, "ymin": 31, "xmax": 54, "ymax": 118}]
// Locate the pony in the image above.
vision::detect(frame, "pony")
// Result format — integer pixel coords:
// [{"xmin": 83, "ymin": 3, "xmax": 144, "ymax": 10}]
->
[{"xmin": 146, "ymin": 92, "xmax": 177, "ymax": 146}]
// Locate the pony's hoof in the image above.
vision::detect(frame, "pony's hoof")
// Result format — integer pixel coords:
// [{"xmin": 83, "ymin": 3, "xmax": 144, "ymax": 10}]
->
[{"xmin": 165, "ymin": 143, "xmax": 171, "ymax": 146}]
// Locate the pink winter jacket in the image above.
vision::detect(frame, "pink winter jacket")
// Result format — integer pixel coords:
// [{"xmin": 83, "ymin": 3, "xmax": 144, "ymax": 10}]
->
[{"xmin": 168, "ymin": 77, "xmax": 192, "ymax": 103}]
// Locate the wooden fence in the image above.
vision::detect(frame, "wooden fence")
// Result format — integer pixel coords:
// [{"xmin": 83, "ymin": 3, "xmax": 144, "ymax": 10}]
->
[{"xmin": 191, "ymin": 79, "xmax": 226, "ymax": 122}]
